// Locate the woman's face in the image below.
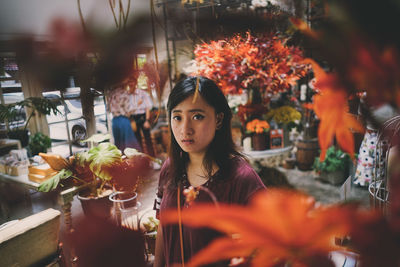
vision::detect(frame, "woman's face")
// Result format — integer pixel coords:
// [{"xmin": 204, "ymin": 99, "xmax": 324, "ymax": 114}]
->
[{"xmin": 171, "ymin": 94, "xmax": 221, "ymax": 157}]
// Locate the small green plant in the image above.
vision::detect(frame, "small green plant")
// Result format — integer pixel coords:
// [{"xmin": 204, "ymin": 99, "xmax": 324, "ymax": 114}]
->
[
  {"xmin": 0, "ymin": 97, "xmax": 60, "ymax": 147},
  {"xmin": 313, "ymin": 146, "xmax": 350, "ymax": 174},
  {"xmin": 143, "ymin": 216, "xmax": 159, "ymax": 233},
  {"xmin": 28, "ymin": 132, "xmax": 52, "ymax": 156}
]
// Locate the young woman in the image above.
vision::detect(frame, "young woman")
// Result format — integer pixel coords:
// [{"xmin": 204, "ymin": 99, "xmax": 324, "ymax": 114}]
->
[{"xmin": 153, "ymin": 76, "xmax": 265, "ymax": 267}]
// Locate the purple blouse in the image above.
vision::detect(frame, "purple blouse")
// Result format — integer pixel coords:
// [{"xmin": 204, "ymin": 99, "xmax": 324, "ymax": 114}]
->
[{"xmin": 154, "ymin": 157, "xmax": 266, "ymax": 266}]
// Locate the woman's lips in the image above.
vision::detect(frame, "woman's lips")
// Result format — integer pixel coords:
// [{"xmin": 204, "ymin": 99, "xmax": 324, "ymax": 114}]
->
[{"xmin": 181, "ymin": 139, "xmax": 194, "ymax": 145}]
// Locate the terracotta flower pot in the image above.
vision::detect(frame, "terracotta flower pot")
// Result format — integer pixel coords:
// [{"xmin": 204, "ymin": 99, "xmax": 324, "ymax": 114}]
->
[
  {"xmin": 77, "ymin": 188, "xmax": 113, "ymax": 220},
  {"xmin": 251, "ymin": 133, "xmax": 269, "ymax": 151}
]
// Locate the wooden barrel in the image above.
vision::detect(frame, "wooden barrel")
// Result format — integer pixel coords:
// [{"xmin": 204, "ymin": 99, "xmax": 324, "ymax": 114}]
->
[{"xmin": 296, "ymin": 138, "xmax": 319, "ymax": 171}]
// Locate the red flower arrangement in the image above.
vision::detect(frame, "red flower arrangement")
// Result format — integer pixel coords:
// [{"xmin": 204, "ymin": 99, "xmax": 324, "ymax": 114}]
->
[{"xmin": 193, "ymin": 31, "xmax": 308, "ymax": 98}]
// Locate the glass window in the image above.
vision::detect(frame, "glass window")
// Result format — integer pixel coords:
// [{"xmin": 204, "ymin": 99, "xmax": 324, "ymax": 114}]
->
[
  {"xmin": 0, "ymin": 57, "xmax": 26, "ymax": 133},
  {"xmin": 44, "ymin": 87, "xmax": 109, "ymax": 157}
]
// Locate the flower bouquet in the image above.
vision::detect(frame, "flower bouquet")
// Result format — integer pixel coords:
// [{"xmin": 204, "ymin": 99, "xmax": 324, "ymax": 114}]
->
[
  {"xmin": 246, "ymin": 119, "xmax": 270, "ymax": 134},
  {"xmin": 246, "ymin": 119, "xmax": 270, "ymax": 150},
  {"xmin": 266, "ymin": 105, "xmax": 301, "ymax": 125}
]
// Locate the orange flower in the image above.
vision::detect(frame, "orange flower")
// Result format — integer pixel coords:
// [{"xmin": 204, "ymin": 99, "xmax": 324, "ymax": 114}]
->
[
  {"xmin": 161, "ymin": 189, "xmax": 355, "ymax": 267},
  {"xmin": 246, "ymin": 119, "xmax": 270, "ymax": 134},
  {"xmin": 303, "ymin": 59, "xmax": 364, "ymax": 160}
]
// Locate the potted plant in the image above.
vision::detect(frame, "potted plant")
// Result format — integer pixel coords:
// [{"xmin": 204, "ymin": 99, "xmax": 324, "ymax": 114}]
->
[
  {"xmin": 141, "ymin": 215, "xmax": 159, "ymax": 256},
  {"xmin": 0, "ymin": 97, "xmax": 60, "ymax": 147},
  {"xmin": 313, "ymin": 146, "xmax": 351, "ymax": 185},
  {"xmin": 38, "ymin": 134, "xmax": 158, "ymax": 219},
  {"xmin": 246, "ymin": 119, "xmax": 270, "ymax": 151},
  {"xmin": 265, "ymin": 105, "xmax": 302, "ymax": 146},
  {"xmin": 28, "ymin": 132, "xmax": 52, "ymax": 156}
]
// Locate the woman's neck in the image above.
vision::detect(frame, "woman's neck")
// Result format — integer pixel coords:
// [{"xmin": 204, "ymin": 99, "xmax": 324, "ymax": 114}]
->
[
  {"xmin": 186, "ymin": 153, "xmax": 218, "ymax": 187},
  {"xmin": 187, "ymin": 152, "xmax": 204, "ymax": 169}
]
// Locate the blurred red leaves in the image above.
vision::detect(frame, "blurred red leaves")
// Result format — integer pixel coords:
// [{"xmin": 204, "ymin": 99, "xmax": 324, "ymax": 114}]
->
[
  {"xmin": 142, "ymin": 60, "xmax": 169, "ymax": 102},
  {"xmin": 194, "ymin": 32, "xmax": 307, "ymax": 98},
  {"xmin": 48, "ymin": 18, "xmax": 91, "ymax": 59},
  {"xmin": 65, "ymin": 215, "xmax": 146, "ymax": 267},
  {"xmin": 109, "ymin": 155, "xmax": 151, "ymax": 192},
  {"xmin": 303, "ymin": 59, "xmax": 365, "ymax": 160},
  {"xmin": 292, "ymin": 19, "xmax": 400, "ymax": 108},
  {"xmin": 161, "ymin": 189, "xmax": 356, "ymax": 267},
  {"xmin": 347, "ymin": 42, "xmax": 400, "ymax": 108},
  {"xmin": 348, "ymin": 208, "xmax": 400, "ymax": 267},
  {"xmin": 292, "ymin": 17, "xmax": 400, "ymax": 160}
]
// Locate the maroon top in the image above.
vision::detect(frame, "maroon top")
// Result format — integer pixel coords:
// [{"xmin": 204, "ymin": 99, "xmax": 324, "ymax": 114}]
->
[{"xmin": 154, "ymin": 157, "xmax": 266, "ymax": 266}]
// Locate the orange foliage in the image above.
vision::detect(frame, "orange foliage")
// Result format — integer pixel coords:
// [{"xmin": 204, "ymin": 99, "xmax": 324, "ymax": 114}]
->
[
  {"xmin": 347, "ymin": 42, "xmax": 400, "ymax": 107},
  {"xmin": 302, "ymin": 59, "xmax": 364, "ymax": 160},
  {"xmin": 292, "ymin": 18, "xmax": 400, "ymax": 120},
  {"xmin": 161, "ymin": 189, "xmax": 355, "ymax": 267},
  {"xmin": 194, "ymin": 32, "xmax": 307, "ymax": 97}
]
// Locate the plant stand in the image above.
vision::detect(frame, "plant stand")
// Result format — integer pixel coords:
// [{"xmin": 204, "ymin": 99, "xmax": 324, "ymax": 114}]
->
[
  {"xmin": 246, "ymin": 145, "xmax": 293, "ymax": 167},
  {"xmin": 319, "ymin": 170, "xmax": 346, "ymax": 185}
]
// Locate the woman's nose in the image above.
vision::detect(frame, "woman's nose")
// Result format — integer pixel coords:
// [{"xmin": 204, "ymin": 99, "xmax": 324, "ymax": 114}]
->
[{"xmin": 182, "ymin": 118, "xmax": 194, "ymax": 135}]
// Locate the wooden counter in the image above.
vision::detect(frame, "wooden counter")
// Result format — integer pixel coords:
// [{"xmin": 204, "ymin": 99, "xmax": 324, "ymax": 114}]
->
[{"xmin": 0, "ymin": 172, "xmax": 39, "ymax": 190}]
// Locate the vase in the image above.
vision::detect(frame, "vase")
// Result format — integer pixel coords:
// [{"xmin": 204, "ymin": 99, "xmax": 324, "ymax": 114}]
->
[
  {"xmin": 251, "ymin": 133, "xmax": 269, "ymax": 151},
  {"xmin": 109, "ymin": 191, "xmax": 141, "ymax": 230},
  {"xmin": 77, "ymin": 188, "xmax": 114, "ymax": 220}
]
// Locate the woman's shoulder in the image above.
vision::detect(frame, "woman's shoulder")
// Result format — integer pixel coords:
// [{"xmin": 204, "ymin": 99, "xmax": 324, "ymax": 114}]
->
[
  {"xmin": 159, "ymin": 158, "xmax": 171, "ymax": 177},
  {"xmin": 157, "ymin": 158, "xmax": 172, "ymax": 193},
  {"xmin": 230, "ymin": 156, "xmax": 258, "ymax": 177},
  {"xmin": 219, "ymin": 156, "xmax": 262, "ymax": 186},
  {"xmin": 222, "ymin": 156, "xmax": 266, "ymax": 204}
]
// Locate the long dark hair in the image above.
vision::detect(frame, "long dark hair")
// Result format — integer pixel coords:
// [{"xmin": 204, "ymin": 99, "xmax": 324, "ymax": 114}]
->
[{"xmin": 167, "ymin": 76, "xmax": 243, "ymax": 186}]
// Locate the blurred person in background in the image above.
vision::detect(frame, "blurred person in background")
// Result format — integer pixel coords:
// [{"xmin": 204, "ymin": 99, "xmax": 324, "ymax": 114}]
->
[
  {"xmin": 107, "ymin": 77, "xmax": 141, "ymax": 152},
  {"xmin": 130, "ymin": 84, "xmax": 155, "ymax": 157}
]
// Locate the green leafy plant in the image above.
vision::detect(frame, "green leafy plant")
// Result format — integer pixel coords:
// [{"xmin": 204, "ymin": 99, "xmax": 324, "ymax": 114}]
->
[
  {"xmin": 0, "ymin": 97, "xmax": 60, "ymax": 131},
  {"xmin": 38, "ymin": 141, "xmax": 122, "ymax": 196},
  {"xmin": 313, "ymin": 146, "xmax": 350, "ymax": 173},
  {"xmin": 38, "ymin": 134, "xmax": 160, "ymax": 197},
  {"xmin": 143, "ymin": 216, "xmax": 159, "ymax": 233},
  {"xmin": 28, "ymin": 132, "xmax": 52, "ymax": 156},
  {"xmin": 0, "ymin": 97, "xmax": 61, "ymax": 147}
]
